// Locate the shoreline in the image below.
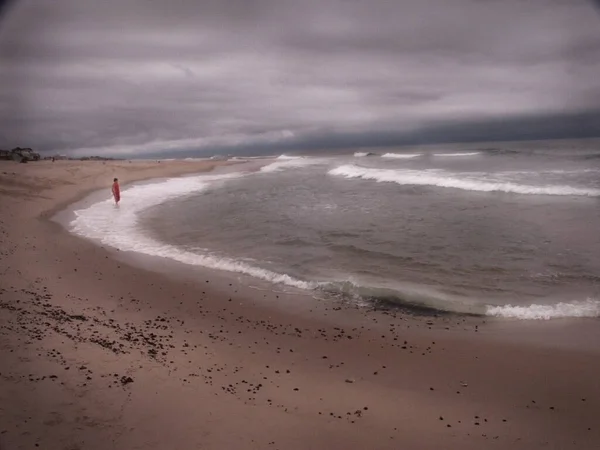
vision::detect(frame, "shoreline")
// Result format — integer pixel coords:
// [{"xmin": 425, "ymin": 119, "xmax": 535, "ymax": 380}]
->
[
  {"xmin": 50, "ymin": 158, "xmax": 266, "ymax": 233},
  {"xmin": 60, "ymin": 158, "xmax": 599, "ymax": 324},
  {"xmin": 43, "ymin": 159, "xmax": 253, "ymax": 220},
  {"xmin": 1, "ymin": 160, "xmax": 599, "ymax": 449},
  {"xmin": 44, "ymin": 161, "xmax": 600, "ymax": 354}
]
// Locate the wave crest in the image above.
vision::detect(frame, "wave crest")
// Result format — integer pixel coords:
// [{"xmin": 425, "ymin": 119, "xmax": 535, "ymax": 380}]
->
[
  {"xmin": 433, "ymin": 152, "xmax": 481, "ymax": 157},
  {"xmin": 382, "ymin": 153, "xmax": 421, "ymax": 159},
  {"xmin": 261, "ymin": 157, "xmax": 325, "ymax": 173},
  {"xmin": 319, "ymin": 279, "xmax": 599, "ymax": 320},
  {"xmin": 328, "ymin": 164, "xmax": 600, "ymax": 197},
  {"xmin": 486, "ymin": 299, "xmax": 600, "ymax": 320}
]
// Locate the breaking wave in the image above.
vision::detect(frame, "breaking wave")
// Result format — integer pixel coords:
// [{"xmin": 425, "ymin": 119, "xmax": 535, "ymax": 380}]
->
[
  {"xmin": 261, "ymin": 157, "xmax": 326, "ymax": 173},
  {"xmin": 317, "ymin": 280, "xmax": 484, "ymax": 315},
  {"xmin": 354, "ymin": 152, "xmax": 375, "ymax": 157},
  {"xmin": 328, "ymin": 164, "xmax": 600, "ymax": 197},
  {"xmin": 381, "ymin": 153, "xmax": 421, "ymax": 159},
  {"xmin": 433, "ymin": 152, "xmax": 481, "ymax": 157},
  {"xmin": 319, "ymin": 280, "xmax": 600, "ymax": 320},
  {"xmin": 276, "ymin": 154, "xmax": 303, "ymax": 160},
  {"xmin": 481, "ymin": 148, "xmax": 521, "ymax": 156},
  {"xmin": 486, "ymin": 299, "xmax": 600, "ymax": 320}
]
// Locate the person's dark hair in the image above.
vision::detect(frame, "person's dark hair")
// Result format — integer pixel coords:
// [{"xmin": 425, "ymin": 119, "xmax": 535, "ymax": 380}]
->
[{"xmin": 114, "ymin": 178, "xmax": 118, "ymax": 182}]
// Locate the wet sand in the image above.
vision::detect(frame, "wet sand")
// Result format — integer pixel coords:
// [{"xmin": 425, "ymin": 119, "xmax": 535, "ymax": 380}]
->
[{"xmin": 1, "ymin": 159, "xmax": 599, "ymax": 450}]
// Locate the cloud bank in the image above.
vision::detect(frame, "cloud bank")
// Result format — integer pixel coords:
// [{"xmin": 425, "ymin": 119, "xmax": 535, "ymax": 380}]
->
[{"xmin": 1, "ymin": 0, "xmax": 599, "ymax": 156}]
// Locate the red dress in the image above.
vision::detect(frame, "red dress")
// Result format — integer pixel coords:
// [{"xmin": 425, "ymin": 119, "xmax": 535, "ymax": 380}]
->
[{"xmin": 112, "ymin": 182, "xmax": 120, "ymax": 202}]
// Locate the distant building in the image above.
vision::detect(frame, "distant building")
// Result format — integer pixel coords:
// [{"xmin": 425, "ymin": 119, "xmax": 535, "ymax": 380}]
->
[{"xmin": 4, "ymin": 148, "xmax": 41, "ymax": 162}]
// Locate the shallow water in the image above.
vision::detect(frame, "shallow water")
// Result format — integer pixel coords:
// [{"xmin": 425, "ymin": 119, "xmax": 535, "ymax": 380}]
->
[{"xmin": 70, "ymin": 140, "xmax": 600, "ymax": 320}]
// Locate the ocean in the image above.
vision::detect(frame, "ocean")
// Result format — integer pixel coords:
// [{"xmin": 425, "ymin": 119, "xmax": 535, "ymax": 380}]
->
[{"xmin": 70, "ymin": 139, "xmax": 600, "ymax": 320}]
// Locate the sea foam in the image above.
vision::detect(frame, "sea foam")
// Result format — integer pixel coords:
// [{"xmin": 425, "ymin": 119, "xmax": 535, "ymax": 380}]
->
[
  {"xmin": 261, "ymin": 157, "xmax": 325, "ymax": 173},
  {"xmin": 433, "ymin": 152, "xmax": 481, "ymax": 157},
  {"xmin": 318, "ymin": 278, "xmax": 600, "ymax": 320},
  {"xmin": 486, "ymin": 299, "xmax": 600, "ymax": 320},
  {"xmin": 70, "ymin": 172, "xmax": 315, "ymax": 290},
  {"xmin": 328, "ymin": 164, "xmax": 600, "ymax": 196},
  {"xmin": 381, "ymin": 153, "xmax": 421, "ymax": 159}
]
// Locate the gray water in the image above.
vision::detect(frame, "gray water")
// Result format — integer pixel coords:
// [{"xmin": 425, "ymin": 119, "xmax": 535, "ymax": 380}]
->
[{"xmin": 138, "ymin": 140, "xmax": 600, "ymax": 319}]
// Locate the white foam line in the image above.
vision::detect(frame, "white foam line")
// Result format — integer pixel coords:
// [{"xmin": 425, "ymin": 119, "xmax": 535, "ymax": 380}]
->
[
  {"xmin": 328, "ymin": 164, "xmax": 600, "ymax": 197},
  {"xmin": 486, "ymin": 299, "xmax": 600, "ymax": 320},
  {"xmin": 70, "ymin": 172, "xmax": 315, "ymax": 290},
  {"xmin": 381, "ymin": 153, "xmax": 421, "ymax": 159},
  {"xmin": 260, "ymin": 157, "xmax": 326, "ymax": 173},
  {"xmin": 433, "ymin": 152, "xmax": 481, "ymax": 157}
]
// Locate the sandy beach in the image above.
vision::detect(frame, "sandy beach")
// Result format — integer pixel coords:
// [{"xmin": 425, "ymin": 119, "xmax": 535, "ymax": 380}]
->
[{"xmin": 1, "ymin": 159, "xmax": 599, "ymax": 450}]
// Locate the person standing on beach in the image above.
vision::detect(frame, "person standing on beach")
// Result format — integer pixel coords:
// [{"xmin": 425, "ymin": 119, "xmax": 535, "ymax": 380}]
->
[{"xmin": 112, "ymin": 178, "xmax": 120, "ymax": 205}]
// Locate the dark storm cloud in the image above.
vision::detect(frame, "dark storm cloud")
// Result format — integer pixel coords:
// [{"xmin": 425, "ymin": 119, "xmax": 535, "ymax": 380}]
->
[{"xmin": 0, "ymin": 0, "xmax": 599, "ymax": 156}]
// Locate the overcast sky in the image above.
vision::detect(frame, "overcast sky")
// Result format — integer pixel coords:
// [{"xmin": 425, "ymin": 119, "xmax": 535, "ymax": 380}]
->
[{"xmin": 0, "ymin": 0, "xmax": 599, "ymax": 157}]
